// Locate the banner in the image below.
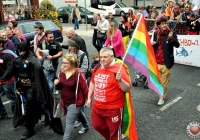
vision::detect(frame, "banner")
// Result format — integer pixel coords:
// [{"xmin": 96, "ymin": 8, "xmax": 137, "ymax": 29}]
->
[{"xmin": 174, "ymin": 35, "xmax": 200, "ymax": 67}]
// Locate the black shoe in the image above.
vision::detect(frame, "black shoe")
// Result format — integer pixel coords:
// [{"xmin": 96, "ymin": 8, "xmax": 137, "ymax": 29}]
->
[
  {"xmin": 0, "ymin": 113, "xmax": 13, "ymax": 120},
  {"xmin": 0, "ymin": 113, "xmax": 8, "ymax": 120},
  {"xmin": 20, "ymin": 129, "xmax": 35, "ymax": 140}
]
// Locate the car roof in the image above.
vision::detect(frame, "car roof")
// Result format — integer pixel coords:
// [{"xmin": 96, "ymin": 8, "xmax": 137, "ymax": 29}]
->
[{"xmin": 0, "ymin": 19, "xmax": 52, "ymax": 25}]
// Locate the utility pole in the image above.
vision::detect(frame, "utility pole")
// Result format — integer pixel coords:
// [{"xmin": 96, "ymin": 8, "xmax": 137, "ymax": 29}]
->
[{"xmin": 84, "ymin": 0, "xmax": 88, "ymax": 31}]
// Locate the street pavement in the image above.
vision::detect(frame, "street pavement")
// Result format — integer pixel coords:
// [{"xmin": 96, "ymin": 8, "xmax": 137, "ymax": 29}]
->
[{"xmin": 1, "ymin": 22, "xmax": 200, "ymax": 140}]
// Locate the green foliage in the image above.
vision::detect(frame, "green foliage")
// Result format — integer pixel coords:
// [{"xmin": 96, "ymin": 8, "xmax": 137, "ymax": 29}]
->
[{"xmin": 36, "ymin": 0, "xmax": 63, "ymax": 30}]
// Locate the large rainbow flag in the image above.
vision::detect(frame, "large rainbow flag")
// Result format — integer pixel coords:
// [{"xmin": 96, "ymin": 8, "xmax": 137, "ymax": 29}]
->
[
  {"xmin": 113, "ymin": 58, "xmax": 138, "ymax": 140},
  {"xmin": 124, "ymin": 15, "xmax": 164, "ymax": 98}
]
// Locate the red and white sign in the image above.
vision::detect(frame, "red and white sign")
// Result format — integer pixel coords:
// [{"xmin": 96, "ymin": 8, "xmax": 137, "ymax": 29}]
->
[
  {"xmin": 64, "ymin": 0, "xmax": 77, "ymax": 5},
  {"xmin": 174, "ymin": 35, "xmax": 200, "ymax": 67}
]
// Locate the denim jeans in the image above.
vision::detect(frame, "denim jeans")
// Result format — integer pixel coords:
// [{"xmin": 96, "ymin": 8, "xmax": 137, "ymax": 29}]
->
[
  {"xmin": 63, "ymin": 104, "xmax": 89, "ymax": 140},
  {"xmin": 0, "ymin": 81, "xmax": 16, "ymax": 114},
  {"xmin": 97, "ymin": 39, "xmax": 106, "ymax": 52},
  {"xmin": 44, "ymin": 64, "xmax": 58, "ymax": 92},
  {"xmin": 74, "ymin": 17, "xmax": 79, "ymax": 29}
]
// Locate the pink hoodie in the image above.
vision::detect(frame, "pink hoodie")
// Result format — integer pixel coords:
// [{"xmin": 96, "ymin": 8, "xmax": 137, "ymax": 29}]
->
[{"xmin": 104, "ymin": 29, "xmax": 124, "ymax": 57}]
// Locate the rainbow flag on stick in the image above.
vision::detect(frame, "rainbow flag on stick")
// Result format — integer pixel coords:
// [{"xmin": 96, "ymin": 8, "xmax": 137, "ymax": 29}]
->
[
  {"xmin": 165, "ymin": 6, "xmax": 171, "ymax": 17},
  {"xmin": 123, "ymin": 15, "xmax": 164, "ymax": 98}
]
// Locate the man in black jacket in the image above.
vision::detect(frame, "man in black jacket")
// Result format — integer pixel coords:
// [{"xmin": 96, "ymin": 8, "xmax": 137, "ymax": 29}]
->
[
  {"xmin": 14, "ymin": 41, "xmax": 63, "ymax": 139},
  {"xmin": 0, "ymin": 37, "xmax": 16, "ymax": 120},
  {"xmin": 151, "ymin": 16, "xmax": 180, "ymax": 106},
  {"xmin": 61, "ymin": 27, "xmax": 89, "ymax": 57}
]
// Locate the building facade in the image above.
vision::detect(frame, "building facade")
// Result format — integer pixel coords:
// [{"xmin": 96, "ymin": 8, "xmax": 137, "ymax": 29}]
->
[{"xmin": 0, "ymin": 0, "xmax": 39, "ymax": 22}]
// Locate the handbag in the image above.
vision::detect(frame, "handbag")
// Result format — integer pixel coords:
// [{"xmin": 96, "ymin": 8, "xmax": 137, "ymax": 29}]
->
[
  {"xmin": 53, "ymin": 72, "xmax": 65, "ymax": 118},
  {"xmin": 53, "ymin": 89, "xmax": 65, "ymax": 118},
  {"xmin": 97, "ymin": 31, "xmax": 107, "ymax": 40}
]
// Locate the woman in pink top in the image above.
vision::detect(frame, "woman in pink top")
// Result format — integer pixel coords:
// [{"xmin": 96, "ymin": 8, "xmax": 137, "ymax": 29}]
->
[
  {"xmin": 9, "ymin": 20, "xmax": 26, "ymax": 41},
  {"xmin": 104, "ymin": 22, "xmax": 124, "ymax": 59}
]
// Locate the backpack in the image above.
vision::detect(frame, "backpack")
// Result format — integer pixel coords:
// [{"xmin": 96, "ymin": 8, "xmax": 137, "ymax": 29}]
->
[{"xmin": 79, "ymin": 52, "xmax": 91, "ymax": 79}]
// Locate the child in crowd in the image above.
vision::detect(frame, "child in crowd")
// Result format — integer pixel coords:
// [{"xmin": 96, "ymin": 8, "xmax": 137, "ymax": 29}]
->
[{"xmin": 91, "ymin": 53, "xmax": 100, "ymax": 71}]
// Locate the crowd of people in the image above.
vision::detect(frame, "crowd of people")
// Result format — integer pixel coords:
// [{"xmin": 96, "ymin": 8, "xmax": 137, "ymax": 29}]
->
[
  {"xmin": 0, "ymin": 0, "xmax": 200, "ymax": 139},
  {"xmin": 3, "ymin": 2, "xmax": 32, "ymax": 22}
]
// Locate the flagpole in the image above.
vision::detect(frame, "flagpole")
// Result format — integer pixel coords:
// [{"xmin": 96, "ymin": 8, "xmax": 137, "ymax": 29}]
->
[{"xmin": 118, "ymin": 14, "xmax": 144, "ymax": 73}]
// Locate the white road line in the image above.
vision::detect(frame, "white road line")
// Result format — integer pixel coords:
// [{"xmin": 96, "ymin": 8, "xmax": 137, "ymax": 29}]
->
[
  {"xmin": 197, "ymin": 104, "xmax": 200, "ymax": 112},
  {"xmin": 197, "ymin": 83, "xmax": 200, "ymax": 86},
  {"xmin": 3, "ymin": 101, "xmax": 10, "ymax": 105},
  {"xmin": 159, "ymin": 96, "xmax": 183, "ymax": 111}
]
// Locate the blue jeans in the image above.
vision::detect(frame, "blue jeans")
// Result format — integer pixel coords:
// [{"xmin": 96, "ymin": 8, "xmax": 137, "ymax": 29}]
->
[
  {"xmin": 0, "ymin": 81, "xmax": 16, "ymax": 114},
  {"xmin": 74, "ymin": 17, "xmax": 79, "ymax": 29},
  {"xmin": 97, "ymin": 39, "xmax": 105, "ymax": 52},
  {"xmin": 44, "ymin": 64, "xmax": 58, "ymax": 92}
]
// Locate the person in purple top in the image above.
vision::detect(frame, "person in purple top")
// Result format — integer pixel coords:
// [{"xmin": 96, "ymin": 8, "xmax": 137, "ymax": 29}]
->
[
  {"xmin": 0, "ymin": 31, "xmax": 15, "ymax": 52},
  {"xmin": 5, "ymin": 26, "xmax": 20, "ymax": 52}
]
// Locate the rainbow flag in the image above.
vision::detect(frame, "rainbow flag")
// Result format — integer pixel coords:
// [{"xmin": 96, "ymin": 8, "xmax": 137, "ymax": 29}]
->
[
  {"xmin": 110, "ymin": 58, "xmax": 138, "ymax": 140},
  {"xmin": 0, "ymin": 49, "xmax": 18, "ymax": 60},
  {"xmin": 142, "ymin": 11, "xmax": 148, "ymax": 18},
  {"xmin": 165, "ymin": 6, "xmax": 171, "ymax": 17},
  {"xmin": 124, "ymin": 15, "xmax": 164, "ymax": 98}
]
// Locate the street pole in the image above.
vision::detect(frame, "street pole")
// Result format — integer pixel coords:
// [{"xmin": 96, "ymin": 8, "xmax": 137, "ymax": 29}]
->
[
  {"xmin": 143, "ymin": 0, "xmax": 145, "ymax": 7},
  {"xmin": 84, "ymin": 0, "xmax": 88, "ymax": 31}
]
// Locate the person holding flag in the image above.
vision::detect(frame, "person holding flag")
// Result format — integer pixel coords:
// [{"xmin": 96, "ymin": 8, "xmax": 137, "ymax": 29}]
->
[
  {"xmin": 151, "ymin": 16, "xmax": 180, "ymax": 105},
  {"xmin": 86, "ymin": 47, "xmax": 138, "ymax": 140}
]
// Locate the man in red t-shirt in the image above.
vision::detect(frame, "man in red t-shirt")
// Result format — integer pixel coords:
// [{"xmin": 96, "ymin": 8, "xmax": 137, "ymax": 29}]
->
[{"xmin": 86, "ymin": 47, "xmax": 131, "ymax": 140}]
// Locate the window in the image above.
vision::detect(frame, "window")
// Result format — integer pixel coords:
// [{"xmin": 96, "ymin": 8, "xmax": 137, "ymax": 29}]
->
[
  {"xmin": 57, "ymin": 8, "xmax": 64, "ymax": 12},
  {"xmin": 23, "ymin": 21, "xmax": 54, "ymax": 34},
  {"xmin": 23, "ymin": 23, "xmax": 35, "ymax": 34},
  {"xmin": 79, "ymin": 7, "xmax": 90, "ymax": 13},
  {"xmin": 118, "ymin": 3, "xmax": 127, "ymax": 7}
]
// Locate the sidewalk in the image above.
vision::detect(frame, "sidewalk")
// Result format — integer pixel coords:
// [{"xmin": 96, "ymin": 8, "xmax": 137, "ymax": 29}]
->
[{"xmin": 62, "ymin": 23, "xmax": 94, "ymax": 37}]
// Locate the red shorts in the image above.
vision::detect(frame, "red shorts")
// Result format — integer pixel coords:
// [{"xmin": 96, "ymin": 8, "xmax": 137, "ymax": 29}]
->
[{"xmin": 91, "ymin": 104, "xmax": 123, "ymax": 140}]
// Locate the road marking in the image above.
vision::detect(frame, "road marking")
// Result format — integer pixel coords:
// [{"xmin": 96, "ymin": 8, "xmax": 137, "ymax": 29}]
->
[
  {"xmin": 197, "ymin": 104, "xmax": 200, "ymax": 112},
  {"xmin": 3, "ymin": 101, "xmax": 10, "ymax": 105},
  {"xmin": 159, "ymin": 96, "xmax": 183, "ymax": 111}
]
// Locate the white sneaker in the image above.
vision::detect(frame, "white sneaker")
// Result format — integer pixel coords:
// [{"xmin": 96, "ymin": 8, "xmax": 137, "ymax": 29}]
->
[{"xmin": 157, "ymin": 99, "xmax": 165, "ymax": 106}]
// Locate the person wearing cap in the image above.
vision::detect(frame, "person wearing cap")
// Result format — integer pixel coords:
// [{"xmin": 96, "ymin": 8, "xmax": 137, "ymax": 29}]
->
[
  {"xmin": 36, "ymin": 30, "xmax": 63, "ymax": 92},
  {"xmin": 151, "ymin": 16, "xmax": 180, "ymax": 105},
  {"xmin": 0, "ymin": 37, "xmax": 16, "ymax": 120},
  {"xmin": 32, "ymin": 23, "xmax": 46, "ymax": 53}
]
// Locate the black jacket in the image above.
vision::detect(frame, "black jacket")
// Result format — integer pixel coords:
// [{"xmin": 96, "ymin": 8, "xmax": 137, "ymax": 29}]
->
[
  {"xmin": 0, "ymin": 49, "xmax": 14, "ymax": 82},
  {"xmin": 152, "ymin": 31, "xmax": 180, "ymax": 68},
  {"xmin": 13, "ymin": 52, "xmax": 64, "ymax": 135}
]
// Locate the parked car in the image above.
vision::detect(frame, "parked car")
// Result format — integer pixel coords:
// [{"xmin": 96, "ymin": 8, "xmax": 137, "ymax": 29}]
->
[
  {"xmin": 114, "ymin": 2, "xmax": 135, "ymax": 16},
  {"xmin": 0, "ymin": 19, "xmax": 63, "ymax": 43},
  {"xmin": 57, "ymin": 6, "xmax": 94, "ymax": 24}
]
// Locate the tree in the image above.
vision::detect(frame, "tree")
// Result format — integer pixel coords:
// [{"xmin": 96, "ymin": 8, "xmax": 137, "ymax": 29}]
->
[{"xmin": 36, "ymin": 0, "xmax": 62, "ymax": 30}]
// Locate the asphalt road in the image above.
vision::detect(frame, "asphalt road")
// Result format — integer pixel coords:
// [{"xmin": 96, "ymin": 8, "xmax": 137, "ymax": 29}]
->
[{"xmin": 0, "ymin": 22, "xmax": 200, "ymax": 140}]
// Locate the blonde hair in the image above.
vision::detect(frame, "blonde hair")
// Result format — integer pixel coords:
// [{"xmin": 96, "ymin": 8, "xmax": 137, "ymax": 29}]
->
[
  {"xmin": 61, "ymin": 54, "xmax": 78, "ymax": 74},
  {"xmin": 107, "ymin": 22, "xmax": 117, "ymax": 39},
  {"xmin": 93, "ymin": 53, "xmax": 99, "ymax": 59}
]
